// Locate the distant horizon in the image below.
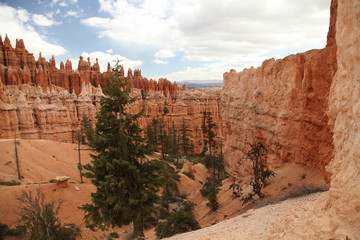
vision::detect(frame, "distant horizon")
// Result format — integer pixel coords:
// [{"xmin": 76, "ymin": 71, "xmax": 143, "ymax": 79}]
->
[{"xmin": 0, "ymin": 0, "xmax": 331, "ymax": 82}]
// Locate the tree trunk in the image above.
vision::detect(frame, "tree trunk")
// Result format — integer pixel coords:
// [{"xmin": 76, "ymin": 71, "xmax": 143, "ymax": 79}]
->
[{"xmin": 132, "ymin": 208, "xmax": 144, "ymax": 240}]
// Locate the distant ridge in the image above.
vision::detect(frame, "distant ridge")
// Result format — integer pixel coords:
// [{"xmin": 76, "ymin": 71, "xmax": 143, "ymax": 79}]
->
[{"xmin": 177, "ymin": 80, "xmax": 223, "ymax": 89}]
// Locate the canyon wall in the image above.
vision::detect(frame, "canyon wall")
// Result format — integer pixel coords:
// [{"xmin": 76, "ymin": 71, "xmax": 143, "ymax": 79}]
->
[
  {"xmin": 279, "ymin": 0, "xmax": 360, "ymax": 238},
  {"xmin": 0, "ymin": 82, "xmax": 221, "ymax": 152},
  {"xmin": 0, "ymin": 37, "xmax": 223, "ymax": 152},
  {"xmin": 221, "ymin": 1, "xmax": 337, "ymax": 177}
]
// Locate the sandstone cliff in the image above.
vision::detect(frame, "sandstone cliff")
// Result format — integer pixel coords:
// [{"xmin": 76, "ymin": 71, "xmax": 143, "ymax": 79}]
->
[
  {"xmin": 0, "ymin": 81, "xmax": 221, "ymax": 151},
  {"xmin": 221, "ymin": 3, "xmax": 337, "ymax": 177},
  {"xmin": 279, "ymin": 0, "xmax": 360, "ymax": 238},
  {"xmin": 0, "ymin": 38, "xmax": 224, "ymax": 151}
]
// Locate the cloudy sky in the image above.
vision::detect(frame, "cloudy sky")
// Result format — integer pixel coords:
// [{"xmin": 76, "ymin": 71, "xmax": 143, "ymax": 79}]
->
[{"xmin": 0, "ymin": 0, "xmax": 331, "ymax": 82}]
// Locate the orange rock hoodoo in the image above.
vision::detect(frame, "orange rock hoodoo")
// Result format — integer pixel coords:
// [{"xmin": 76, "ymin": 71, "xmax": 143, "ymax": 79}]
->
[
  {"xmin": 0, "ymin": 38, "xmax": 220, "ymax": 151},
  {"xmin": 0, "ymin": 36, "xmax": 182, "ymax": 97}
]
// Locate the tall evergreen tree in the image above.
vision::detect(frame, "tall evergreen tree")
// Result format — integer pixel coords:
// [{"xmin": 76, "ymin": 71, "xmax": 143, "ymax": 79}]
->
[
  {"xmin": 180, "ymin": 118, "xmax": 192, "ymax": 155},
  {"xmin": 200, "ymin": 111, "xmax": 226, "ymax": 211},
  {"xmin": 79, "ymin": 115, "xmax": 94, "ymax": 145},
  {"xmin": 203, "ymin": 112, "xmax": 216, "ymax": 155},
  {"xmin": 80, "ymin": 62, "xmax": 165, "ymax": 239}
]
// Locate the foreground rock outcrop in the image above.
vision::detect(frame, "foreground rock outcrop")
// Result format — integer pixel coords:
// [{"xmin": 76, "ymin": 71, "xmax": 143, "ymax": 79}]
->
[
  {"xmin": 221, "ymin": 1, "xmax": 337, "ymax": 176},
  {"xmin": 279, "ymin": 0, "xmax": 360, "ymax": 238}
]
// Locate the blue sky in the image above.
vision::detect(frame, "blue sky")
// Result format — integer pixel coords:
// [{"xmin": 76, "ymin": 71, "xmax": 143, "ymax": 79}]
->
[{"xmin": 0, "ymin": 0, "xmax": 331, "ymax": 82}]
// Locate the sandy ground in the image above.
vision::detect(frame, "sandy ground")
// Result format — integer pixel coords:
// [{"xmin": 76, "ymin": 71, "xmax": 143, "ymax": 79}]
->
[
  {"xmin": 0, "ymin": 139, "xmax": 329, "ymax": 239},
  {"xmin": 164, "ymin": 192, "xmax": 323, "ymax": 240},
  {"xmin": 0, "ymin": 139, "xmax": 93, "ymax": 184}
]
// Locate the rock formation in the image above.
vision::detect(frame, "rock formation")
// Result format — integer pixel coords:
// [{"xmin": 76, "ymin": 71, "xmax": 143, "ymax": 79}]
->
[
  {"xmin": 278, "ymin": 0, "xmax": 360, "ymax": 238},
  {"xmin": 1, "ymin": 37, "xmax": 220, "ymax": 147},
  {"xmin": 0, "ymin": 80, "xmax": 221, "ymax": 151},
  {"xmin": 131, "ymin": 87, "xmax": 222, "ymax": 153},
  {"xmin": 0, "ymin": 37, "xmax": 183, "ymax": 97},
  {"xmin": 221, "ymin": 3, "xmax": 337, "ymax": 177}
]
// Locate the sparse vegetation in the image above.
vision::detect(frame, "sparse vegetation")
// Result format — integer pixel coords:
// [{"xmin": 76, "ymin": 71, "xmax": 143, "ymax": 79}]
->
[
  {"xmin": 241, "ymin": 142, "xmax": 275, "ymax": 204},
  {"xmin": 109, "ymin": 231, "xmax": 120, "ymax": 238},
  {"xmin": 182, "ymin": 171, "xmax": 195, "ymax": 180},
  {"xmin": 155, "ymin": 210, "xmax": 200, "ymax": 238},
  {"xmin": 200, "ymin": 111, "xmax": 225, "ymax": 211},
  {"xmin": 16, "ymin": 189, "xmax": 79, "ymax": 240},
  {"xmin": 0, "ymin": 180, "xmax": 21, "ymax": 186}
]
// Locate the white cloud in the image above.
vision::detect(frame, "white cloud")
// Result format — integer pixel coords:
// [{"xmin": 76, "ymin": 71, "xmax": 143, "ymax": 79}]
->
[
  {"xmin": 16, "ymin": 8, "xmax": 30, "ymax": 22},
  {"xmin": 69, "ymin": 51, "xmax": 142, "ymax": 73},
  {"xmin": 153, "ymin": 54, "xmax": 269, "ymax": 81},
  {"xmin": 32, "ymin": 13, "xmax": 61, "ymax": 26},
  {"xmin": 65, "ymin": 10, "xmax": 80, "ymax": 18},
  {"xmin": 0, "ymin": 4, "xmax": 66, "ymax": 57},
  {"xmin": 153, "ymin": 59, "xmax": 167, "ymax": 64},
  {"xmin": 106, "ymin": 49, "xmax": 113, "ymax": 53},
  {"xmin": 82, "ymin": 0, "xmax": 330, "ymax": 81},
  {"xmin": 81, "ymin": 17, "xmax": 111, "ymax": 28},
  {"xmin": 155, "ymin": 49, "xmax": 175, "ymax": 59},
  {"xmin": 59, "ymin": 1, "xmax": 68, "ymax": 7},
  {"xmin": 50, "ymin": 0, "xmax": 59, "ymax": 6}
]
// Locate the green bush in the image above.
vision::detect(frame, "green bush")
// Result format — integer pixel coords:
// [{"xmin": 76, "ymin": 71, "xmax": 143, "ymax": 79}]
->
[
  {"xmin": 182, "ymin": 171, "xmax": 195, "ymax": 180},
  {"xmin": 155, "ymin": 210, "xmax": 200, "ymax": 238},
  {"xmin": 200, "ymin": 178, "xmax": 220, "ymax": 211},
  {"xmin": 0, "ymin": 224, "xmax": 26, "ymax": 239},
  {"xmin": 0, "ymin": 223, "xmax": 9, "ymax": 240},
  {"xmin": 0, "ymin": 180, "xmax": 21, "ymax": 186}
]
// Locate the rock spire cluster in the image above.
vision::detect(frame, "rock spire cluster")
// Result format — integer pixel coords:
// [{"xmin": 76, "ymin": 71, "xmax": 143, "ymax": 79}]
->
[{"xmin": 0, "ymin": 35, "xmax": 184, "ymax": 97}]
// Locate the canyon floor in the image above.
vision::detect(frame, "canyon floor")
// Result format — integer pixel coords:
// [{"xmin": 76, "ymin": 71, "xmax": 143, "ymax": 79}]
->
[{"xmin": 0, "ymin": 139, "xmax": 328, "ymax": 239}]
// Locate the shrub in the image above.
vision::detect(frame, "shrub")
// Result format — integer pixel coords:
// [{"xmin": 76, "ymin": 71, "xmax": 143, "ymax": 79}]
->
[
  {"xmin": 6, "ymin": 225, "xmax": 26, "ymax": 237},
  {"xmin": 241, "ymin": 142, "xmax": 275, "ymax": 204},
  {"xmin": 0, "ymin": 223, "xmax": 9, "ymax": 240},
  {"xmin": 200, "ymin": 177, "xmax": 220, "ymax": 211},
  {"xmin": 16, "ymin": 189, "xmax": 79, "ymax": 240},
  {"xmin": 0, "ymin": 180, "xmax": 21, "ymax": 186},
  {"xmin": 182, "ymin": 171, "xmax": 195, "ymax": 180},
  {"xmin": 155, "ymin": 210, "xmax": 200, "ymax": 238},
  {"xmin": 109, "ymin": 231, "xmax": 120, "ymax": 238}
]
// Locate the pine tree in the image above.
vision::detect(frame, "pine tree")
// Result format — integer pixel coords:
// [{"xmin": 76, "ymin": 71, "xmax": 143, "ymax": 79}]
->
[
  {"xmin": 203, "ymin": 112, "xmax": 216, "ymax": 155},
  {"xmin": 147, "ymin": 118, "xmax": 160, "ymax": 147},
  {"xmin": 242, "ymin": 142, "xmax": 275, "ymax": 203},
  {"xmin": 80, "ymin": 62, "xmax": 165, "ymax": 239},
  {"xmin": 201, "ymin": 111, "xmax": 221, "ymax": 211},
  {"xmin": 79, "ymin": 115, "xmax": 94, "ymax": 145},
  {"xmin": 180, "ymin": 118, "xmax": 192, "ymax": 155}
]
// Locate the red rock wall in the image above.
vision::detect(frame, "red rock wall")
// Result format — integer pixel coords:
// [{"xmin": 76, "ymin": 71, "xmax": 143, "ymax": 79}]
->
[
  {"xmin": 221, "ymin": 2, "xmax": 337, "ymax": 177},
  {"xmin": 279, "ymin": 0, "xmax": 360, "ymax": 238},
  {"xmin": 0, "ymin": 82, "xmax": 221, "ymax": 152},
  {"xmin": 131, "ymin": 88, "xmax": 222, "ymax": 153}
]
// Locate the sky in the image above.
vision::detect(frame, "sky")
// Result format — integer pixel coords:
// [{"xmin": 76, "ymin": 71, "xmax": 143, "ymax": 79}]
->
[{"xmin": 0, "ymin": 0, "xmax": 331, "ymax": 82}]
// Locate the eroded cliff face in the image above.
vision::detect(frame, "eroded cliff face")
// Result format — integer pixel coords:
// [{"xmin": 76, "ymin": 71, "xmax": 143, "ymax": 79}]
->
[
  {"xmin": 279, "ymin": 0, "xmax": 360, "ymax": 238},
  {"xmin": 221, "ymin": 2, "xmax": 337, "ymax": 177},
  {"xmin": 0, "ymin": 82, "xmax": 221, "ymax": 151},
  {"xmin": 0, "ymin": 37, "xmax": 223, "ymax": 150},
  {"xmin": 133, "ymin": 88, "xmax": 222, "ymax": 153},
  {"xmin": 0, "ymin": 82, "xmax": 102, "ymax": 141}
]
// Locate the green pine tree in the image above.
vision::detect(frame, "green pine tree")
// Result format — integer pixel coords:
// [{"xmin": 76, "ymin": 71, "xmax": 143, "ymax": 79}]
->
[
  {"xmin": 80, "ymin": 62, "xmax": 165, "ymax": 239},
  {"xmin": 200, "ymin": 111, "xmax": 225, "ymax": 211},
  {"xmin": 180, "ymin": 118, "xmax": 192, "ymax": 155}
]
